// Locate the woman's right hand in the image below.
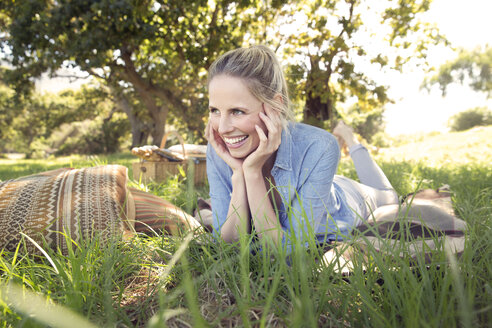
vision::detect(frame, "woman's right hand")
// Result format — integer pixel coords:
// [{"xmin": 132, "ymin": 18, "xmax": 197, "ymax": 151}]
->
[{"xmin": 205, "ymin": 121, "xmax": 244, "ymax": 172}]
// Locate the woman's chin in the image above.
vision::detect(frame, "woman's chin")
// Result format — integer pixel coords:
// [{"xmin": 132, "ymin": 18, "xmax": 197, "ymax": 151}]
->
[
  {"xmin": 228, "ymin": 147, "xmax": 257, "ymax": 160},
  {"xmin": 228, "ymin": 150, "xmax": 248, "ymax": 159}
]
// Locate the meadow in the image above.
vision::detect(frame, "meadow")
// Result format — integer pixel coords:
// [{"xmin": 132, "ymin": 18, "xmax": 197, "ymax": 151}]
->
[{"xmin": 0, "ymin": 127, "xmax": 491, "ymax": 327}]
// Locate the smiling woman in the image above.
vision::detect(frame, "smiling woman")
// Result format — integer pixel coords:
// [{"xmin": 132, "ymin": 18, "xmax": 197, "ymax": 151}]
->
[{"xmin": 204, "ymin": 45, "xmax": 400, "ymax": 252}]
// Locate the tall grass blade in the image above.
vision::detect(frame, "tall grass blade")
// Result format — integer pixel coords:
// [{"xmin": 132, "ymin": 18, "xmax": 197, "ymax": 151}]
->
[
  {"xmin": 1, "ymin": 283, "xmax": 98, "ymax": 328},
  {"xmin": 19, "ymin": 232, "xmax": 59, "ymax": 274},
  {"xmin": 158, "ymin": 233, "xmax": 194, "ymax": 284},
  {"xmin": 446, "ymin": 244, "xmax": 472, "ymax": 328}
]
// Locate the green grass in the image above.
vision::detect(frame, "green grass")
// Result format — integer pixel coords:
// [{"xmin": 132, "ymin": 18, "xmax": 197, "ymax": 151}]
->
[
  {"xmin": 379, "ymin": 126, "xmax": 492, "ymax": 166},
  {"xmin": 0, "ymin": 153, "xmax": 137, "ymax": 181},
  {"xmin": 0, "ymin": 130, "xmax": 491, "ymax": 327}
]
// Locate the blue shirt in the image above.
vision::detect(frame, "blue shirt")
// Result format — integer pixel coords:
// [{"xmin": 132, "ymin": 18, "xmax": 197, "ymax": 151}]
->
[{"xmin": 206, "ymin": 122, "xmax": 357, "ymax": 251}]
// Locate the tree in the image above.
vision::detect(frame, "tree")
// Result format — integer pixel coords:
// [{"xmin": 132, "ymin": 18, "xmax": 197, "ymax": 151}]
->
[
  {"xmin": 0, "ymin": 78, "xmax": 18, "ymax": 151},
  {"xmin": 0, "ymin": 84, "xmax": 110, "ymax": 155},
  {"xmin": 423, "ymin": 45, "xmax": 491, "ymax": 98},
  {"xmin": 0, "ymin": 0, "xmax": 274, "ymax": 146},
  {"xmin": 1, "ymin": 0, "xmax": 445, "ymax": 145},
  {"xmin": 274, "ymin": 0, "xmax": 445, "ymax": 129}
]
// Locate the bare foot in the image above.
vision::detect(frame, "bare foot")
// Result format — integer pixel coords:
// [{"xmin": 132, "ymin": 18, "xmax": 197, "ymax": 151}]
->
[{"xmin": 333, "ymin": 121, "xmax": 359, "ymax": 149}]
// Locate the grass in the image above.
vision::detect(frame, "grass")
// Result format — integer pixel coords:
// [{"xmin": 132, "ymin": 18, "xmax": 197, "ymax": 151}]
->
[
  {"xmin": 378, "ymin": 126, "xmax": 492, "ymax": 167},
  {"xmin": 0, "ymin": 128, "xmax": 491, "ymax": 327},
  {"xmin": 0, "ymin": 153, "xmax": 137, "ymax": 181}
]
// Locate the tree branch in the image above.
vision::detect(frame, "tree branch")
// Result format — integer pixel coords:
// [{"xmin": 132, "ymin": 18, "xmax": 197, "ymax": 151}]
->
[{"xmin": 51, "ymin": 72, "xmax": 91, "ymax": 81}]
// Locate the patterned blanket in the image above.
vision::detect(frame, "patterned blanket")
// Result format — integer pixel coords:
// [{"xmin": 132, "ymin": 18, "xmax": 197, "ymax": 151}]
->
[
  {"xmin": 0, "ymin": 165, "xmax": 132, "ymax": 253},
  {"xmin": 322, "ymin": 187, "xmax": 468, "ymax": 274}
]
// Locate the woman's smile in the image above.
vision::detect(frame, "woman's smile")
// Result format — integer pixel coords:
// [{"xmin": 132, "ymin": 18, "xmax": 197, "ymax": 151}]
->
[
  {"xmin": 223, "ymin": 135, "xmax": 248, "ymax": 145},
  {"xmin": 222, "ymin": 135, "xmax": 249, "ymax": 149}
]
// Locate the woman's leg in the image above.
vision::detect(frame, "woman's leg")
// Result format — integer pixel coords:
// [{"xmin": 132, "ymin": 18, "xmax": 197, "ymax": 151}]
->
[{"xmin": 333, "ymin": 122, "xmax": 398, "ymax": 207}]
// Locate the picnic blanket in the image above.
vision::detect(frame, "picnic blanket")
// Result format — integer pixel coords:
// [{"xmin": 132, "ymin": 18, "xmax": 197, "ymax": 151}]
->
[
  {"xmin": 0, "ymin": 165, "xmax": 201, "ymax": 254},
  {"xmin": 322, "ymin": 187, "xmax": 468, "ymax": 273},
  {"xmin": 0, "ymin": 166, "xmax": 133, "ymax": 253}
]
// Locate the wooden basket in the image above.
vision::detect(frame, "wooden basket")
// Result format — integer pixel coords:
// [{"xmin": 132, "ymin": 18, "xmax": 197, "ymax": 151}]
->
[{"xmin": 132, "ymin": 131, "xmax": 207, "ymax": 185}]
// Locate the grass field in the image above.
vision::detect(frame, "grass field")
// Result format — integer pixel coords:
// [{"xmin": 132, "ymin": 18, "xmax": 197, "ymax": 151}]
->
[{"xmin": 0, "ymin": 128, "xmax": 491, "ymax": 327}]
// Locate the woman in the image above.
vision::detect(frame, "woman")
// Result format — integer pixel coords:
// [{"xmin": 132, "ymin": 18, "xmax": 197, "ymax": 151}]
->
[{"xmin": 205, "ymin": 45, "xmax": 399, "ymax": 250}]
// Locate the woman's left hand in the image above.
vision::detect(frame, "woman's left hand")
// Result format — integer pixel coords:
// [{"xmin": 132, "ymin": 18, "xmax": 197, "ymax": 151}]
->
[{"xmin": 243, "ymin": 104, "xmax": 282, "ymax": 174}]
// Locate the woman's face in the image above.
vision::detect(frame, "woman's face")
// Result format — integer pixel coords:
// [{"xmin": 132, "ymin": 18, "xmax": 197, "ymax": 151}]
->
[{"xmin": 208, "ymin": 75, "xmax": 267, "ymax": 159}]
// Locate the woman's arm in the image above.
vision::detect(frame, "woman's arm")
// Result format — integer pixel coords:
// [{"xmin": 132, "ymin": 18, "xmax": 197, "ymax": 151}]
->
[
  {"xmin": 219, "ymin": 170, "xmax": 250, "ymax": 242},
  {"xmin": 242, "ymin": 107, "xmax": 284, "ymax": 246},
  {"xmin": 206, "ymin": 123, "xmax": 250, "ymax": 243},
  {"xmin": 243, "ymin": 169, "xmax": 283, "ymax": 246}
]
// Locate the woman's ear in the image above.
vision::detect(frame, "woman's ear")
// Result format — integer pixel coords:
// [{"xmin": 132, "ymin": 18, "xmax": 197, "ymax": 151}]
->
[{"xmin": 274, "ymin": 93, "xmax": 284, "ymax": 105}]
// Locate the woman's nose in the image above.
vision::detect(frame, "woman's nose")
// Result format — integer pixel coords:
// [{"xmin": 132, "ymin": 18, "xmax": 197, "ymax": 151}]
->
[{"xmin": 218, "ymin": 115, "xmax": 233, "ymax": 134}]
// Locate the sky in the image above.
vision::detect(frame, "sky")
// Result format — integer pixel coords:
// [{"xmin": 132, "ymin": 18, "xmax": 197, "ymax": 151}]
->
[
  {"xmin": 382, "ymin": 0, "xmax": 491, "ymax": 135},
  {"xmin": 36, "ymin": 0, "xmax": 491, "ymax": 136}
]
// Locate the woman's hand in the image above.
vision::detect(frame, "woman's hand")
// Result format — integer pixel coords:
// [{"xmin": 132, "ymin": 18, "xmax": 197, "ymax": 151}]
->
[
  {"xmin": 205, "ymin": 120, "xmax": 244, "ymax": 172},
  {"xmin": 243, "ymin": 104, "xmax": 282, "ymax": 174}
]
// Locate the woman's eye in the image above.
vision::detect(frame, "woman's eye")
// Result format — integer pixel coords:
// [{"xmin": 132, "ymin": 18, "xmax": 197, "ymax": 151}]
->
[
  {"xmin": 232, "ymin": 109, "xmax": 244, "ymax": 115},
  {"xmin": 209, "ymin": 108, "xmax": 219, "ymax": 115}
]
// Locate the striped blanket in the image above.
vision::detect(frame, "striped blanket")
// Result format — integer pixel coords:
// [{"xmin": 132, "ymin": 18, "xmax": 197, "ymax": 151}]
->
[{"xmin": 0, "ymin": 165, "xmax": 132, "ymax": 253}]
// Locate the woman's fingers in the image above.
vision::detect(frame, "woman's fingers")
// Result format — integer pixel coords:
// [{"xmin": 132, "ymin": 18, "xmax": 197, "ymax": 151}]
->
[
  {"xmin": 255, "ymin": 124, "xmax": 268, "ymax": 142},
  {"xmin": 264, "ymin": 103, "xmax": 282, "ymax": 124},
  {"xmin": 212, "ymin": 129, "xmax": 227, "ymax": 152},
  {"xmin": 260, "ymin": 108, "xmax": 277, "ymax": 134},
  {"xmin": 207, "ymin": 123, "xmax": 221, "ymax": 151},
  {"xmin": 259, "ymin": 104, "xmax": 282, "ymax": 147}
]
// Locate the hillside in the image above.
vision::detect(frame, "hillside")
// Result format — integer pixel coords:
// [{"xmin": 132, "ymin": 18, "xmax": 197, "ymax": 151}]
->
[{"xmin": 377, "ymin": 126, "xmax": 492, "ymax": 166}]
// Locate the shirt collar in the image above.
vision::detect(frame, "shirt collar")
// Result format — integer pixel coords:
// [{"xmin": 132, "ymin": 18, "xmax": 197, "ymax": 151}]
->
[{"xmin": 273, "ymin": 123, "xmax": 292, "ymax": 171}]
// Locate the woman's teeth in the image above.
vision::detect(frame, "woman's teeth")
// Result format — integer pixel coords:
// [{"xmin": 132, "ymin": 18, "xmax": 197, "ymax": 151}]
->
[{"xmin": 223, "ymin": 136, "xmax": 247, "ymax": 144}]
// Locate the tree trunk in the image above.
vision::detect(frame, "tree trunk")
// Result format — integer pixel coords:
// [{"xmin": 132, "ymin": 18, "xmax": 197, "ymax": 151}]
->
[
  {"xmin": 149, "ymin": 105, "xmax": 167, "ymax": 146},
  {"xmin": 114, "ymin": 92, "xmax": 149, "ymax": 147},
  {"xmin": 303, "ymin": 56, "xmax": 335, "ymax": 128},
  {"xmin": 119, "ymin": 48, "xmax": 170, "ymax": 146},
  {"xmin": 304, "ymin": 93, "xmax": 334, "ymax": 128}
]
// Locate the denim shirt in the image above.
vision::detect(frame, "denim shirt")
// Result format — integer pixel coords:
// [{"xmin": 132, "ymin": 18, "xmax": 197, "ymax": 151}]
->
[{"xmin": 206, "ymin": 122, "xmax": 356, "ymax": 251}]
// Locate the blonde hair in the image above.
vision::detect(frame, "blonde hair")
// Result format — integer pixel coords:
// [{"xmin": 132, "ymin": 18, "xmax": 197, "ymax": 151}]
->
[{"xmin": 208, "ymin": 45, "xmax": 294, "ymax": 129}]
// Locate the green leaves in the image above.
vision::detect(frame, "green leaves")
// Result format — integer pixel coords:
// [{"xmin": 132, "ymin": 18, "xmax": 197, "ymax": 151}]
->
[
  {"xmin": 1, "ymin": 0, "xmax": 447, "ymax": 144},
  {"xmin": 423, "ymin": 46, "xmax": 492, "ymax": 98}
]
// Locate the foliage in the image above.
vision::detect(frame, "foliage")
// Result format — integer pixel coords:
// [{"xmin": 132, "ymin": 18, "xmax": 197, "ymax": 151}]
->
[
  {"xmin": 340, "ymin": 103, "xmax": 385, "ymax": 142},
  {"xmin": 0, "ymin": 87, "xmax": 98, "ymax": 154},
  {"xmin": 448, "ymin": 107, "xmax": 492, "ymax": 132},
  {"xmin": 0, "ymin": 82, "xmax": 128, "ymax": 157},
  {"xmin": 54, "ymin": 117, "xmax": 130, "ymax": 156},
  {"xmin": 277, "ymin": 0, "xmax": 445, "ymax": 128},
  {"xmin": 0, "ymin": 82, "xmax": 18, "ymax": 151},
  {"xmin": 423, "ymin": 45, "xmax": 492, "ymax": 98},
  {"xmin": 1, "ymin": 0, "xmax": 445, "ymax": 147},
  {"xmin": 0, "ymin": 0, "xmax": 280, "ymax": 146}
]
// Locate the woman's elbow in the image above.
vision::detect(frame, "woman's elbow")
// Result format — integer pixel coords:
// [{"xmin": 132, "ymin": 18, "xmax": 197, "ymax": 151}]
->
[
  {"xmin": 257, "ymin": 229, "xmax": 283, "ymax": 248},
  {"xmin": 220, "ymin": 226, "xmax": 239, "ymax": 243}
]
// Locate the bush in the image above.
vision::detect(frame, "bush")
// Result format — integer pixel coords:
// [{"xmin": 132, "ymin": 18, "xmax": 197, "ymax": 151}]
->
[
  {"xmin": 341, "ymin": 105, "xmax": 385, "ymax": 143},
  {"xmin": 448, "ymin": 107, "xmax": 492, "ymax": 131},
  {"xmin": 370, "ymin": 131, "xmax": 391, "ymax": 148},
  {"xmin": 55, "ymin": 114, "xmax": 130, "ymax": 155}
]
